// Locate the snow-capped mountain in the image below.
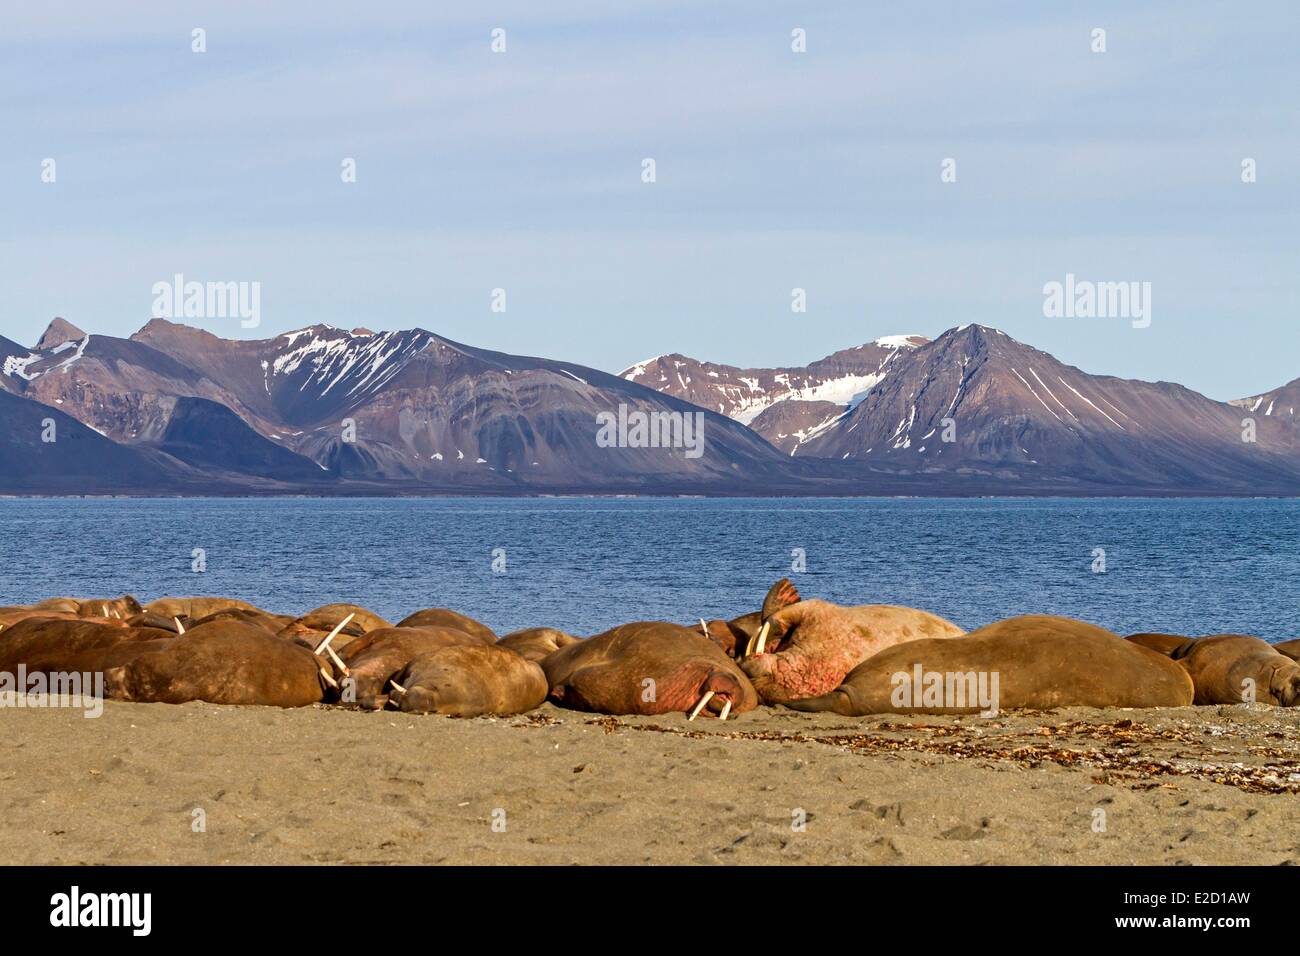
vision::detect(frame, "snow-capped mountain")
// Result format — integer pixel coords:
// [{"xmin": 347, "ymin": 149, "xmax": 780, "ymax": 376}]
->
[
  {"xmin": 793, "ymin": 325, "xmax": 1300, "ymax": 492},
  {"xmin": 1232, "ymin": 377, "xmax": 1300, "ymax": 427},
  {"xmin": 619, "ymin": 335, "xmax": 927, "ymax": 453},
  {"xmin": 129, "ymin": 319, "xmax": 793, "ymax": 490}
]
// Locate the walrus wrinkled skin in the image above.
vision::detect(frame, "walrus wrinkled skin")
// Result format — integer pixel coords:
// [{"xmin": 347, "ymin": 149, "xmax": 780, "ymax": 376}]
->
[
  {"xmin": 143, "ymin": 596, "xmax": 261, "ymax": 619},
  {"xmin": 785, "ymin": 615, "xmax": 1195, "ymax": 715},
  {"xmin": 739, "ymin": 597, "xmax": 965, "ymax": 705},
  {"xmin": 395, "ymin": 645, "xmax": 548, "ymax": 717},
  {"xmin": 1125, "ymin": 632, "xmax": 1198, "ymax": 658},
  {"xmin": 0, "ymin": 618, "xmax": 174, "ymax": 674},
  {"xmin": 542, "ymin": 622, "xmax": 757, "ymax": 718},
  {"xmin": 496, "ymin": 627, "xmax": 582, "ymax": 663},
  {"xmin": 396, "ymin": 608, "xmax": 496, "ymax": 644},
  {"xmin": 1177, "ymin": 635, "xmax": 1300, "ymax": 706},
  {"xmin": 339, "ymin": 626, "xmax": 487, "ymax": 709},
  {"xmin": 102, "ymin": 620, "xmax": 334, "ymax": 707},
  {"xmin": 701, "ymin": 579, "xmax": 802, "ymax": 658}
]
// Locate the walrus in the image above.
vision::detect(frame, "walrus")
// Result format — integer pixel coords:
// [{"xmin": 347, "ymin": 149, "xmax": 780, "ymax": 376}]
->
[
  {"xmin": 75, "ymin": 595, "xmax": 144, "ymax": 620},
  {"xmin": 1273, "ymin": 639, "xmax": 1300, "ymax": 662},
  {"xmin": 143, "ymin": 596, "xmax": 262, "ymax": 620},
  {"xmin": 189, "ymin": 607, "xmax": 294, "ymax": 633},
  {"xmin": 339, "ymin": 626, "xmax": 488, "ymax": 709},
  {"xmin": 31, "ymin": 597, "xmax": 84, "ymax": 614},
  {"xmin": 102, "ymin": 620, "xmax": 335, "ymax": 707},
  {"xmin": 496, "ymin": 627, "xmax": 582, "ymax": 663},
  {"xmin": 296, "ymin": 603, "xmax": 390, "ymax": 635},
  {"xmin": 542, "ymin": 622, "xmax": 758, "ymax": 719},
  {"xmin": 126, "ymin": 612, "xmax": 185, "ymax": 634},
  {"xmin": 0, "ymin": 608, "xmax": 83, "ymax": 631},
  {"xmin": 785, "ymin": 615, "xmax": 1195, "ymax": 715},
  {"xmin": 1125, "ymin": 632, "xmax": 1198, "ymax": 658},
  {"xmin": 738, "ymin": 593, "xmax": 965, "ymax": 705},
  {"xmin": 392, "ymin": 645, "xmax": 548, "ymax": 717},
  {"xmin": 1177, "ymin": 635, "xmax": 1300, "ymax": 706},
  {"xmin": 395, "ymin": 608, "xmax": 496, "ymax": 644},
  {"xmin": 700, "ymin": 578, "xmax": 803, "ymax": 658},
  {"xmin": 0, "ymin": 617, "xmax": 175, "ymax": 674}
]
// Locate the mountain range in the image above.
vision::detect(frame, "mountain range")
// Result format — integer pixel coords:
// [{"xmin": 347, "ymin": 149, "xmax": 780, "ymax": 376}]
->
[{"xmin": 2, "ymin": 317, "xmax": 1298, "ymax": 496}]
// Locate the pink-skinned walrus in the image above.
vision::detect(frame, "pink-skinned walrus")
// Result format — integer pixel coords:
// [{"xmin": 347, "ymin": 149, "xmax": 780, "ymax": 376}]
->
[
  {"xmin": 737, "ymin": 590, "xmax": 964, "ymax": 706},
  {"xmin": 542, "ymin": 622, "xmax": 757, "ymax": 719}
]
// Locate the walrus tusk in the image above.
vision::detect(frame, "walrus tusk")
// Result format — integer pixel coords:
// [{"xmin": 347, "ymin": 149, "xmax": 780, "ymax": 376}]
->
[
  {"xmin": 174, "ymin": 617, "xmax": 185, "ymax": 635},
  {"xmin": 388, "ymin": 679, "xmax": 407, "ymax": 697},
  {"xmin": 319, "ymin": 667, "xmax": 339, "ymax": 689},
  {"xmin": 753, "ymin": 621, "xmax": 771, "ymax": 656},
  {"xmin": 323, "ymin": 644, "xmax": 350, "ymax": 677},
  {"xmin": 699, "ymin": 618, "xmax": 708, "ymax": 637},
  {"xmin": 314, "ymin": 613, "xmax": 355, "ymax": 655},
  {"xmin": 718, "ymin": 700, "xmax": 732, "ymax": 721},
  {"xmin": 688, "ymin": 690, "xmax": 714, "ymax": 721}
]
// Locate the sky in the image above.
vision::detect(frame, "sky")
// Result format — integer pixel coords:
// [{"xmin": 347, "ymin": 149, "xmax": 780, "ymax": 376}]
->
[{"xmin": 2, "ymin": 0, "xmax": 1296, "ymax": 401}]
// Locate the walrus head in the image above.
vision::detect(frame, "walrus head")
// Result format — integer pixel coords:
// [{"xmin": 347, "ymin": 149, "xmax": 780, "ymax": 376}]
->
[
  {"xmin": 1268, "ymin": 661, "xmax": 1300, "ymax": 707},
  {"xmin": 727, "ymin": 578, "xmax": 801, "ymax": 660},
  {"xmin": 687, "ymin": 669, "xmax": 750, "ymax": 721}
]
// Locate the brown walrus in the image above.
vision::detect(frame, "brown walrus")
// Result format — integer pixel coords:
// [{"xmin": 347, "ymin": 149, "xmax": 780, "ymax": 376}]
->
[
  {"xmin": 1177, "ymin": 635, "xmax": 1300, "ymax": 706},
  {"xmin": 143, "ymin": 596, "xmax": 262, "ymax": 619},
  {"xmin": 338, "ymin": 626, "xmax": 488, "ymax": 709},
  {"xmin": 1125, "ymin": 632, "xmax": 1198, "ymax": 658},
  {"xmin": 395, "ymin": 608, "xmax": 496, "ymax": 644},
  {"xmin": 126, "ymin": 612, "xmax": 185, "ymax": 633},
  {"xmin": 0, "ymin": 617, "xmax": 174, "ymax": 674},
  {"xmin": 496, "ymin": 627, "xmax": 582, "ymax": 663},
  {"xmin": 1272, "ymin": 639, "xmax": 1300, "ymax": 662},
  {"xmin": 0, "ymin": 608, "xmax": 83, "ymax": 631},
  {"xmin": 542, "ymin": 622, "xmax": 757, "ymax": 719},
  {"xmin": 393, "ymin": 645, "xmax": 548, "ymax": 717},
  {"xmin": 784, "ymin": 615, "xmax": 1195, "ymax": 715},
  {"xmin": 75, "ymin": 595, "xmax": 144, "ymax": 620},
  {"xmin": 297, "ymin": 603, "xmax": 390, "ymax": 634},
  {"xmin": 102, "ymin": 620, "xmax": 335, "ymax": 707},
  {"xmin": 700, "ymin": 578, "xmax": 803, "ymax": 658},
  {"xmin": 189, "ymin": 607, "xmax": 294, "ymax": 633},
  {"xmin": 737, "ymin": 593, "xmax": 965, "ymax": 705}
]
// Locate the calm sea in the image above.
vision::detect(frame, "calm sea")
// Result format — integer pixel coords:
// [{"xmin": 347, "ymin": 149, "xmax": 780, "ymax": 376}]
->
[{"xmin": 0, "ymin": 497, "xmax": 1295, "ymax": 642}]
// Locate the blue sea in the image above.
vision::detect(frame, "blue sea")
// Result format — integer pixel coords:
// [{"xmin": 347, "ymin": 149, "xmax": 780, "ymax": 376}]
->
[{"xmin": 0, "ymin": 497, "xmax": 1295, "ymax": 642}]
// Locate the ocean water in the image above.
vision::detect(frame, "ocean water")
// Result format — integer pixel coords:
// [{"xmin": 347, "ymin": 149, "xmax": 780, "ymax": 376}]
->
[{"xmin": 0, "ymin": 497, "xmax": 1295, "ymax": 642}]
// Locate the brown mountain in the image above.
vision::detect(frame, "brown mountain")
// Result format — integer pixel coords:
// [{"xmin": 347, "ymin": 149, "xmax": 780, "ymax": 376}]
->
[
  {"xmin": 793, "ymin": 325, "xmax": 1300, "ymax": 493},
  {"xmin": 129, "ymin": 319, "xmax": 798, "ymax": 492}
]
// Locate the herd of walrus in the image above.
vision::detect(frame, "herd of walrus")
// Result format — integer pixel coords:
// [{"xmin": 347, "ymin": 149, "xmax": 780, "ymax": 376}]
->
[{"xmin": 1, "ymin": 581, "xmax": 1298, "ymax": 718}]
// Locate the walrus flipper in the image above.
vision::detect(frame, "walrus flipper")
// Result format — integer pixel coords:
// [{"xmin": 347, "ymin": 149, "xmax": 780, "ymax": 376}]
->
[
  {"xmin": 761, "ymin": 578, "xmax": 802, "ymax": 621},
  {"xmin": 782, "ymin": 689, "xmax": 854, "ymax": 715}
]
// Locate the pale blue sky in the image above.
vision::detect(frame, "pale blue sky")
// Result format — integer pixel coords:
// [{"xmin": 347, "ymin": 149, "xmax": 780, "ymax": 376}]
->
[{"xmin": 2, "ymin": 0, "xmax": 1296, "ymax": 400}]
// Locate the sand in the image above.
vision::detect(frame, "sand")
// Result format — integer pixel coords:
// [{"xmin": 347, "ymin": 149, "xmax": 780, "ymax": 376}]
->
[{"xmin": 3, "ymin": 700, "xmax": 1298, "ymax": 865}]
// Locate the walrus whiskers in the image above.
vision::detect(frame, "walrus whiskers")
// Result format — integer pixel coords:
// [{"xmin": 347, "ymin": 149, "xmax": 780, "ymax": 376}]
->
[
  {"xmin": 174, "ymin": 617, "xmax": 185, "ymax": 635},
  {"xmin": 718, "ymin": 699, "xmax": 732, "ymax": 721},
  {"xmin": 688, "ymin": 690, "xmax": 714, "ymax": 720}
]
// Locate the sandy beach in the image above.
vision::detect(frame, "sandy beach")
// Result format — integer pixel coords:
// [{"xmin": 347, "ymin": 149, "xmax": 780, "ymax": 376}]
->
[{"xmin": 3, "ymin": 699, "xmax": 1298, "ymax": 865}]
